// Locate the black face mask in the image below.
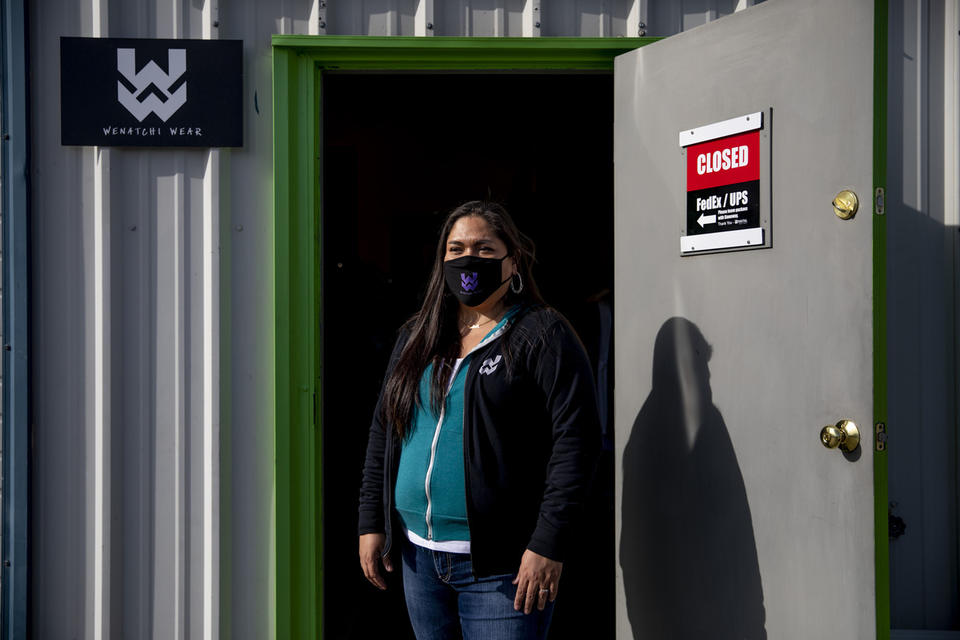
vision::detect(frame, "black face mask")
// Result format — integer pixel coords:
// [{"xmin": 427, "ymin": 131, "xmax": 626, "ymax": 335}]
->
[{"xmin": 443, "ymin": 255, "xmax": 511, "ymax": 307}]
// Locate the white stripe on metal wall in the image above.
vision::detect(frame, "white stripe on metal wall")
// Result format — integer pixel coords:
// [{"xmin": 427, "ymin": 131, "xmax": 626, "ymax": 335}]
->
[
  {"xmin": 945, "ymin": 0, "xmax": 959, "ymax": 231},
  {"xmin": 92, "ymin": 145, "xmax": 111, "ymax": 640},
  {"xmin": 203, "ymin": 10, "xmax": 219, "ymax": 640},
  {"xmin": 309, "ymin": 0, "xmax": 323, "ymax": 34},
  {"xmin": 416, "ymin": 0, "xmax": 435, "ymax": 36},
  {"xmin": 90, "ymin": 0, "xmax": 111, "ymax": 634},
  {"xmin": 202, "ymin": 6, "xmax": 221, "ymax": 640},
  {"xmin": 628, "ymin": 0, "xmax": 643, "ymax": 37},
  {"xmin": 522, "ymin": 0, "xmax": 541, "ymax": 37}
]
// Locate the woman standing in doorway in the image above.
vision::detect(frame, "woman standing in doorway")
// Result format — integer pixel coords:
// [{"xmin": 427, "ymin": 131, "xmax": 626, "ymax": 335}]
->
[{"xmin": 358, "ymin": 201, "xmax": 600, "ymax": 639}]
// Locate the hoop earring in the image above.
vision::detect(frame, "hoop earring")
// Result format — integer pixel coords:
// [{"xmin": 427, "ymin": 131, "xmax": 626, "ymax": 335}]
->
[{"xmin": 510, "ymin": 272, "xmax": 523, "ymax": 294}]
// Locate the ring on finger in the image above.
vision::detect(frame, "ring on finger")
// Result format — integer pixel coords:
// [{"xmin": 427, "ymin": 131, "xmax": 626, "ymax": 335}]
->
[{"xmin": 539, "ymin": 588, "xmax": 550, "ymax": 595}]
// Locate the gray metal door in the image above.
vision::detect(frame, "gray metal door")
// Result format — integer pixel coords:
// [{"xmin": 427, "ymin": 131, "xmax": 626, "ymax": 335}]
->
[{"xmin": 614, "ymin": 1, "xmax": 877, "ymax": 638}]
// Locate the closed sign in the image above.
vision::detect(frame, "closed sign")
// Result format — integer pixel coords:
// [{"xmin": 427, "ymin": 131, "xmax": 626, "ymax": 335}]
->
[
  {"xmin": 679, "ymin": 112, "xmax": 768, "ymax": 254},
  {"xmin": 686, "ymin": 130, "xmax": 760, "ymax": 232}
]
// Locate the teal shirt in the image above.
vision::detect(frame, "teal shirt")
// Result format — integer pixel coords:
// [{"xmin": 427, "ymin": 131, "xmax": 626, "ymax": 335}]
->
[{"xmin": 394, "ymin": 307, "xmax": 518, "ymax": 542}]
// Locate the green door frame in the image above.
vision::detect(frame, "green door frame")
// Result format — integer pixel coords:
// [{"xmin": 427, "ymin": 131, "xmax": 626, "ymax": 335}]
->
[
  {"xmin": 271, "ymin": 23, "xmax": 889, "ymax": 638},
  {"xmin": 872, "ymin": 0, "xmax": 890, "ymax": 637},
  {"xmin": 271, "ymin": 35, "xmax": 654, "ymax": 640}
]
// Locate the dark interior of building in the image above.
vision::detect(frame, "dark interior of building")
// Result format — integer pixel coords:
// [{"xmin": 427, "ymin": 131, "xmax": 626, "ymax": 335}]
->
[{"xmin": 321, "ymin": 72, "xmax": 615, "ymax": 639}]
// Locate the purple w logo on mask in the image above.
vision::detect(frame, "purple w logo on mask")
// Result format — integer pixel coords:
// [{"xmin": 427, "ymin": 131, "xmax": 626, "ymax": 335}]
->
[
  {"xmin": 461, "ymin": 272, "xmax": 479, "ymax": 292},
  {"xmin": 444, "ymin": 255, "xmax": 508, "ymax": 307}
]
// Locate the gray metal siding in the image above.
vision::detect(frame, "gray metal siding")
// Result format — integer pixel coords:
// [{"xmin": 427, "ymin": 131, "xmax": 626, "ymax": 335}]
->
[
  {"xmin": 1, "ymin": 0, "xmax": 30, "ymax": 636},
  {"xmin": 30, "ymin": 0, "xmax": 230, "ymax": 637},
  {"xmin": 29, "ymin": 4, "xmax": 653, "ymax": 637},
  {"xmin": 312, "ymin": 0, "xmax": 761, "ymax": 38},
  {"xmin": 320, "ymin": 0, "xmax": 640, "ymax": 36},
  {"xmin": 886, "ymin": 0, "xmax": 960, "ymax": 630}
]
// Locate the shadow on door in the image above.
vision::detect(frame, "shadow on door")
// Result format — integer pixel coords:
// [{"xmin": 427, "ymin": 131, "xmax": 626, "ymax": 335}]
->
[{"xmin": 620, "ymin": 318, "xmax": 767, "ymax": 639}]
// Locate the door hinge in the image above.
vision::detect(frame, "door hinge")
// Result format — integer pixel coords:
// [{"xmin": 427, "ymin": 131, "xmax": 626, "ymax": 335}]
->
[
  {"xmin": 874, "ymin": 187, "xmax": 885, "ymax": 215},
  {"xmin": 875, "ymin": 422, "xmax": 887, "ymax": 451}
]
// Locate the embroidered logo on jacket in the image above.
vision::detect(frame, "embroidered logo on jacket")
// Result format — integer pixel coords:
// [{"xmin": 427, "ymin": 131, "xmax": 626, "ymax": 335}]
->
[{"xmin": 478, "ymin": 355, "xmax": 502, "ymax": 375}]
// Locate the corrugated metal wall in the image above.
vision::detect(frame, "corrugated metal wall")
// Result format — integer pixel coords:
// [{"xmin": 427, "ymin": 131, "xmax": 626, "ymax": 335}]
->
[
  {"xmin": 886, "ymin": 0, "xmax": 960, "ymax": 632},
  {"xmin": 29, "ymin": 4, "xmax": 694, "ymax": 638},
  {"xmin": 31, "ymin": 2, "xmax": 229, "ymax": 638},
  {"xmin": 1, "ymin": 0, "xmax": 30, "ymax": 637},
  {"xmin": 309, "ymin": 0, "xmax": 758, "ymax": 37}
]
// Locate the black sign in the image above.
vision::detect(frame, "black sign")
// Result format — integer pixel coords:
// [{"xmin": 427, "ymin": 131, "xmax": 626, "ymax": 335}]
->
[
  {"xmin": 685, "ymin": 180, "xmax": 760, "ymax": 236},
  {"xmin": 61, "ymin": 37, "xmax": 242, "ymax": 147}
]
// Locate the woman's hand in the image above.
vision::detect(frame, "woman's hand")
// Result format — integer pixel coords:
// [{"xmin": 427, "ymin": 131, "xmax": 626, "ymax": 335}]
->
[
  {"xmin": 512, "ymin": 549, "xmax": 562, "ymax": 614},
  {"xmin": 359, "ymin": 533, "xmax": 393, "ymax": 590}
]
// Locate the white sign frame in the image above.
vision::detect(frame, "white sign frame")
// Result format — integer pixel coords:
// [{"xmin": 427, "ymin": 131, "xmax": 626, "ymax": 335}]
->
[{"xmin": 679, "ymin": 109, "xmax": 772, "ymax": 256}]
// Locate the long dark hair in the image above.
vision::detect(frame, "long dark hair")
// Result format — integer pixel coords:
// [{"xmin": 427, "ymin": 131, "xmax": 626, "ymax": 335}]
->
[{"xmin": 381, "ymin": 201, "xmax": 545, "ymax": 439}]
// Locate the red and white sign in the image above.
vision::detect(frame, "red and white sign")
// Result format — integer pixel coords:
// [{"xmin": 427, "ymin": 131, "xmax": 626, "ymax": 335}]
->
[
  {"xmin": 679, "ymin": 111, "xmax": 766, "ymax": 254},
  {"xmin": 686, "ymin": 131, "xmax": 760, "ymax": 191}
]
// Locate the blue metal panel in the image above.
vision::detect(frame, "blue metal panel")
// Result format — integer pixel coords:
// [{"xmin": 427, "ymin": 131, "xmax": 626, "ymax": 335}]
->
[{"xmin": 0, "ymin": 0, "xmax": 29, "ymax": 638}]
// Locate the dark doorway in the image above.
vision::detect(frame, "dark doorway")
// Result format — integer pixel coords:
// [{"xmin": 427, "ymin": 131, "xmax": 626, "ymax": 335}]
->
[{"xmin": 321, "ymin": 72, "xmax": 614, "ymax": 639}]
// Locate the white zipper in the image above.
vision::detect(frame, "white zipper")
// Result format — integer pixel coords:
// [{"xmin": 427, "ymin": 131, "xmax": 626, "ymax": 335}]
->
[
  {"xmin": 422, "ymin": 318, "xmax": 514, "ymax": 540},
  {"xmin": 423, "ymin": 359, "xmax": 461, "ymax": 539}
]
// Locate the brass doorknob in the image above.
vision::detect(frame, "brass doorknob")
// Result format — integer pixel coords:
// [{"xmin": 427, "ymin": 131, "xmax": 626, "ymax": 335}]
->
[
  {"xmin": 820, "ymin": 420, "xmax": 860, "ymax": 452},
  {"xmin": 833, "ymin": 190, "xmax": 859, "ymax": 220}
]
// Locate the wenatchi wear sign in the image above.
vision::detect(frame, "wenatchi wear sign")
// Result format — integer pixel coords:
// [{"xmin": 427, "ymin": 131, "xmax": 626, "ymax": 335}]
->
[{"xmin": 60, "ymin": 37, "xmax": 242, "ymax": 147}]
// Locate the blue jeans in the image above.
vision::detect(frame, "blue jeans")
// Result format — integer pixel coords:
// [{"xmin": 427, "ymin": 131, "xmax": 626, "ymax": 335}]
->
[{"xmin": 401, "ymin": 539, "xmax": 554, "ymax": 640}]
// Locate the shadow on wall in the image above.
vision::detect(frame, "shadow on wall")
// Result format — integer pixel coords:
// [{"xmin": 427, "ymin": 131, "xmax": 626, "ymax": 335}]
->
[{"xmin": 620, "ymin": 318, "xmax": 766, "ymax": 639}]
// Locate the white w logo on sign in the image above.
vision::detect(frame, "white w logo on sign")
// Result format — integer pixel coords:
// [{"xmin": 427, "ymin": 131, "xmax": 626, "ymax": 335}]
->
[{"xmin": 117, "ymin": 48, "xmax": 187, "ymax": 122}]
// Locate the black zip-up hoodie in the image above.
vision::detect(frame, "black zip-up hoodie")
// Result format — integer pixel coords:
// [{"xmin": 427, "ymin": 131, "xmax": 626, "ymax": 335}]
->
[{"xmin": 358, "ymin": 304, "xmax": 601, "ymax": 577}]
